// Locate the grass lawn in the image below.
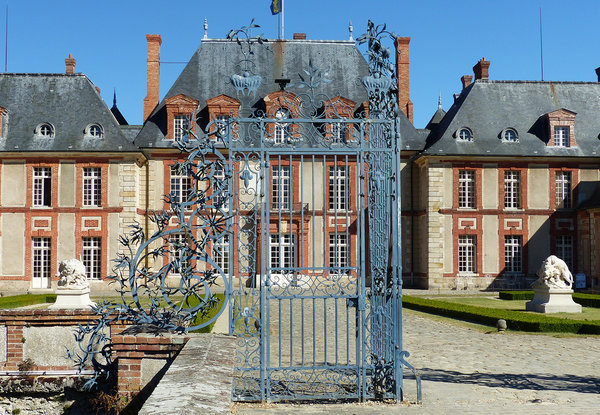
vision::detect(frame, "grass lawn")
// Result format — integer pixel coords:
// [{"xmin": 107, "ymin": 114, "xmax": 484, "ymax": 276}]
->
[{"xmin": 417, "ymin": 294, "xmax": 600, "ymax": 322}]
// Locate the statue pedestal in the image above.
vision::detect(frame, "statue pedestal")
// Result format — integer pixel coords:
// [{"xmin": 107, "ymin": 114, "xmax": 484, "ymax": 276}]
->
[
  {"xmin": 49, "ymin": 287, "xmax": 95, "ymax": 310},
  {"xmin": 525, "ymin": 287, "xmax": 582, "ymax": 313}
]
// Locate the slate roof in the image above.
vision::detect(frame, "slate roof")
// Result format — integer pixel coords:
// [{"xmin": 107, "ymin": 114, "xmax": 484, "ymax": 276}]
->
[
  {"xmin": 135, "ymin": 38, "xmax": 424, "ymax": 150},
  {"xmin": 0, "ymin": 73, "xmax": 137, "ymax": 152},
  {"xmin": 423, "ymin": 80, "xmax": 600, "ymax": 157}
]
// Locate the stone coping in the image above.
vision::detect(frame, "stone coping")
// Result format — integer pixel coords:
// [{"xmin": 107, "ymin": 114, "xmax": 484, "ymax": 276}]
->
[{"xmin": 139, "ymin": 333, "xmax": 237, "ymax": 415}]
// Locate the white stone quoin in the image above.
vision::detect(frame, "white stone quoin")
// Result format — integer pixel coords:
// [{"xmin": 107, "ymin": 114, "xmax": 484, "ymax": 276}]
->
[
  {"xmin": 49, "ymin": 259, "xmax": 96, "ymax": 309},
  {"xmin": 526, "ymin": 255, "xmax": 582, "ymax": 313}
]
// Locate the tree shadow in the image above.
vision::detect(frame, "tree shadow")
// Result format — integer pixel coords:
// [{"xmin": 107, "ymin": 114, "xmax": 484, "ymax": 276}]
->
[{"xmin": 405, "ymin": 368, "xmax": 600, "ymax": 394}]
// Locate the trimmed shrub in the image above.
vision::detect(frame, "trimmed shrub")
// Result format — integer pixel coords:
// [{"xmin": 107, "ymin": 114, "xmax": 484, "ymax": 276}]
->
[
  {"xmin": 499, "ymin": 291, "xmax": 600, "ymax": 308},
  {"xmin": 0, "ymin": 294, "xmax": 57, "ymax": 309},
  {"xmin": 403, "ymin": 295, "xmax": 600, "ymax": 334}
]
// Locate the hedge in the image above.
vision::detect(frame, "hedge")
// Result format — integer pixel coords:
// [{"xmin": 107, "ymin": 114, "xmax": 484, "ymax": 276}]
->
[
  {"xmin": 0, "ymin": 294, "xmax": 57, "ymax": 309},
  {"xmin": 499, "ymin": 291, "xmax": 600, "ymax": 308},
  {"xmin": 403, "ymin": 295, "xmax": 600, "ymax": 334}
]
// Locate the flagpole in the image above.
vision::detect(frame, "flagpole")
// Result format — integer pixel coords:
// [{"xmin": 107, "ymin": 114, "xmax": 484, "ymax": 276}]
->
[{"xmin": 281, "ymin": 0, "xmax": 284, "ymax": 39}]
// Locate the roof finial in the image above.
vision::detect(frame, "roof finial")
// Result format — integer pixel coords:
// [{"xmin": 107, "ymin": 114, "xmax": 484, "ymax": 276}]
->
[
  {"xmin": 438, "ymin": 91, "xmax": 442, "ymax": 109},
  {"xmin": 203, "ymin": 18, "xmax": 208, "ymax": 40},
  {"xmin": 113, "ymin": 88, "xmax": 117, "ymax": 107},
  {"xmin": 348, "ymin": 21, "xmax": 353, "ymax": 41}
]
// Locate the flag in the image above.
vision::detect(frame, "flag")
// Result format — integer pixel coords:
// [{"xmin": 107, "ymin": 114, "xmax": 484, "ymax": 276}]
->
[{"xmin": 271, "ymin": 0, "xmax": 281, "ymax": 15}]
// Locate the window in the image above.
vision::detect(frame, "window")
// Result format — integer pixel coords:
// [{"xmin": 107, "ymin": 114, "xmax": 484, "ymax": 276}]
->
[
  {"xmin": 169, "ymin": 233, "xmax": 189, "ymax": 274},
  {"xmin": 33, "ymin": 167, "xmax": 51, "ymax": 207},
  {"xmin": 554, "ymin": 126, "xmax": 570, "ymax": 147},
  {"xmin": 85, "ymin": 124, "xmax": 103, "ymax": 139},
  {"xmin": 329, "ymin": 234, "xmax": 348, "ymax": 273},
  {"xmin": 215, "ymin": 115, "xmax": 229, "ymax": 138},
  {"xmin": 458, "ymin": 235, "xmax": 476, "ymax": 274},
  {"xmin": 269, "ymin": 234, "xmax": 295, "ymax": 272},
  {"xmin": 274, "ymin": 109, "xmax": 291, "ymax": 143},
  {"xmin": 32, "ymin": 238, "xmax": 51, "ymax": 286},
  {"xmin": 83, "ymin": 167, "xmax": 101, "ymax": 207},
  {"xmin": 212, "ymin": 163, "xmax": 229, "ymax": 210},
  {"xmin": 174, "ymin": 115, "xmax": 189, "ymax": 141},
  {"xmin": 456, "ymin": 128, "xmax": 472, "ymax": 142},
  {"xmin": 458, "ymin": 170, "xmax": 475, "ymax": 209},
  {"xmin": 82, "ymin": 237, "xmax": 101, "ymax": 280},
  {"xmin": 504, "ymin": 171, "xmax": 521, "ymax": 209},
  {"xmin": 35, "ymin": 123, "xmax": 54, "ymax": 138},
  {"xmin": 504, "ymin": 235, "xmax": 522, "ymax": 274},
  {"xmin": 555, "ymin": 171, "xmax": 572, "ymax": 209},
  {"xmin": 329, "ymin": 166, "xmax": 348, "ymax": 211},
  {"xmin": 502, "ymin": 128, "xmax": 518, "ymax": 143},
  {"xmin": 330, "ymin": 121, "xmax": 343, "ymax": 143},
  {"xmin": 170, "ymin": 165, "xmax": 191, "ymax": 205},
  {"xmin": 213, "ymin": 235, "xmax": 229, "ymax": 276},
  {"xmin": 272, "ymin": 165, "xmax": 291, "ymax": 210},
  {"xmin": 555, "ymin": 235, "xmax": 573, "ymax": 272}
]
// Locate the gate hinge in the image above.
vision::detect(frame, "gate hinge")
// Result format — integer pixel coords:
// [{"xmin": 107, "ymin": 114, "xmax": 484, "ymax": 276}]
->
[{"xmin": 347, "ymin": 296, "xmax": 366, "ymax": 311}]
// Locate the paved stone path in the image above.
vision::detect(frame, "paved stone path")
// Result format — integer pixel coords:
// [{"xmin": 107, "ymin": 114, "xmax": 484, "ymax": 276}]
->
[{"xmin": 233, "ymin": 309, "xmax": 600, "ymax": 414}]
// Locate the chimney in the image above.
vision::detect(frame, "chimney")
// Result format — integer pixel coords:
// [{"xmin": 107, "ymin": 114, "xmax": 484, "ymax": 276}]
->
[
  {"xmin": 461, "ymin": 75, "xmax": 473, "ymax": 89},
  {"xmin": 595, "ymin": 67, "xmax": 600, "ymax": 82},
  {"xmin": 65, "ymin": 54, "xmax": 76, "ymax": 74},
  {"xmin": 473, "ymin": 57, "xmax": 490, "ymax": 80},
  {"xmin": 143, "ymin": 34, "xmax": 162, "ymax": 123},
  {"xmin": 293, "ymin": 33, "xmax": 306, "ymax": 40},
  {"xmin": 394, "ymin": 37, "xmax": 413, "ymax": 123}
]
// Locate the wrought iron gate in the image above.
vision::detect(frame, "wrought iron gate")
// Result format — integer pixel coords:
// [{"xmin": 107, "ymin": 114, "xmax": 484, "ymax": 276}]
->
[{"xmin": 220, "ymin": 21, "xmax": 409, "ymax": 402}]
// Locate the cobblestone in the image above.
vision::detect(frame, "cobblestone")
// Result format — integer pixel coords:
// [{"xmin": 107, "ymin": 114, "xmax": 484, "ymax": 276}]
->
[{"xmin": 234, "ymin": 308, "xmax": 600, "ymax": 414}]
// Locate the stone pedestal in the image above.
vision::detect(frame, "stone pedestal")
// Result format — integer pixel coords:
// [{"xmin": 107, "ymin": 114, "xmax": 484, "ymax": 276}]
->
[
  {"xmin": 525, "ymin": 287, "xmax": 582, "ymax": 313},
  {"xmin": 49, "ymin": 287, "xmax": 95, "ymax": 309}
]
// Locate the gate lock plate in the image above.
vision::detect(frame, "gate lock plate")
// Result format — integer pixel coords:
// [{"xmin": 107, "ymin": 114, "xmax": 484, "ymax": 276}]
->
[{"xmin": 346, "ymin": 296, "xmax": 366, "ymax": 311}]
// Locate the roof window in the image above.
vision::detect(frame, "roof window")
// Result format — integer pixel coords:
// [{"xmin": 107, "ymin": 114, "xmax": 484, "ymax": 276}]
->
[
  {"xmin": 85, "ymin": 123, "xmax": 103, "ymax": 139},
  {"xmin": 35, "ymin": 122, "xmax": 54, "ymax": 138},
  {"xmin": 501, "ymin": 128, "xmax": 518, "ymax": 143},
  {"xmin": 455, "ymin": 127, "xmax": 473, "ymax": 142}
]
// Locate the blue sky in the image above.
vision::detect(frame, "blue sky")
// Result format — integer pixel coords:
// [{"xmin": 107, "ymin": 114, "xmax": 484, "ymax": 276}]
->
[{"xmin": 4, "ymin": 0, "xmax": 600, "ymax": 127}]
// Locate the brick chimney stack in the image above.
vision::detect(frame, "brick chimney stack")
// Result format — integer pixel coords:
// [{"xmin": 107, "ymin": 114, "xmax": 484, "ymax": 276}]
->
[
  {"xmin": 293, "ymin": 33, "xmax": 306, "ymax": 40},
  {"xmin": 143, "ymin": 34, "xmax": 162, "ymax": 123},
  {"xmin": 65, "ymin": 54, "xmax": 76, "ymax": 74},
  {"xmin": 461, "ymin": 75, "xmax": 473, "ymax": 89},
  {"xmin": 595, "ymin": 67, "xmax": 600, "ymax": 82},
  {"xmin": 473, "ymin": 57, "xmax": 490, "ymax": 80},
  {"xmin": 394, "ymin": 37, "xmax": 413, "ymax": 123}
]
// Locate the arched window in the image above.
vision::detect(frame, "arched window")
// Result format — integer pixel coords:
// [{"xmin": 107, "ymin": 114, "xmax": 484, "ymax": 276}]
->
[
  {"xmin": 501, "ymin": 128, "xmax": 518, "ymax": 143},
  {"xmin": 35, "ymin": 122, "xmax": 55, "ymax": 138},
  {"xmin": 274, "ymin": 109, "xmax": 291, "ymax": 144},
  {"xmin": 456, "ymin": 127, "xmax": 473, "ymax": 142},
  {"xmin": 84, "ymin": 123, "xmax": 103, "ymax": 138}
]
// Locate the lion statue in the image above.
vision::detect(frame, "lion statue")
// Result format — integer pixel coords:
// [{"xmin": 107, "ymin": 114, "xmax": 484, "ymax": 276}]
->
[
  {"xmin": 57, "ymin": 259, "xmax": 89, "ymax": 289},
  {"xmin": 534, "ymin": 255, "xmax": 573, "ymax": 289}
]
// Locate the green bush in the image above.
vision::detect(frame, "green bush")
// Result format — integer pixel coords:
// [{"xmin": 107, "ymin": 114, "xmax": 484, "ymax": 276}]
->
[
  {"xmin": 499, "ymin": 291, "xmax": 600, "ymax": 308},
  {"xmin": 403, "ymin": 295, "xmax": 600, "ymax": 334},
  {"xmin": 0, "ymin": 294, "xmax": 57, "ymax": 309}
]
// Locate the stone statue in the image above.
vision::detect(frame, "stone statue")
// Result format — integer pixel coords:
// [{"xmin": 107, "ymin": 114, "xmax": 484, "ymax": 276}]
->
[
  {"xmin": 57, "ymin": 259, "xmax": 89, "ymax": 290},
  {"xmin": 533, "ymin": 255, "xmax": 574, "ymax": 289}
]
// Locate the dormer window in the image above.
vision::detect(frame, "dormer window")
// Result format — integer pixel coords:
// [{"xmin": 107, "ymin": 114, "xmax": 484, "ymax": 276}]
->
[
  {"xmin": 547, "ymin": 108, "xmax": 576, "ymax": 147},
  {"xmin": 456, "ymin": 127, "xmax": 473, "ymax": 142},
  {"xmin": 323, "ymin": 96, "xmax": 356, "ymax": 144},
  {"xmin": 164, "ymin": 94, "xmax": 199, "ymax": 140},
  {"xmin": 35, "ymin": 123, "xmax": 54, "ymax": 138},
  {"xmin": 501, "ymin": 128, "xmax": 518, "ymax": 143},
  {"xmin": 174, "ymin": 115, "xmax": 189, "ymax": 141},
  {"xmin": 84, "ymin": 123, "xmax": 103, "ymax": 139},
  {"xmin": 274, "ymin": 109, "xmax": 291, "ymax": 144},
  {"xmin": 205, "ymin": 95, "xmax": 241, "ymax": 142}
]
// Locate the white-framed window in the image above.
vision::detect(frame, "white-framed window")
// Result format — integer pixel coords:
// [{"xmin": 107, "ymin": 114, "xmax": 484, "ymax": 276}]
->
[
  {"xmin": 83, "ymin": 167, "xmax": 102, "ymax": 207},
  {"xmin": 458, "ymin": 235, "xmax": 476, "ymax": 274},
  {"xmin": 215, "ymin": 115, "xmax": 229, "ymax": 138},
  {"xmin": 213, "ymin": 235, "xmax": 229, "ymax": 277},
  {"xmin": 170, "ymin": 165, "xmax": 191, "ymax": 205},
  {"xmin": 458, "ymin": 170, "xmax": 475, "ymax": 209},
  {"xmin": 330, "ymin": 121, "xmax": 343, "ymax": 143},
  {"xmin": 274, "ymin": 109, "xmax": 291, "ymax": 143},
  {"xmin": 269, "ymin": 234, "xmax": 295, "ymax": 272},
  {"xmin": 504, "ymin": 235, "xmax": 522, "ymax": 274},
  {"xmin": 456, "ymin": 127, "xmax": 473, "ymax": 142},
  {"xmin": 555, "ymin": 235, "xmax": 573, "ymax": 272},
  {"xmin": 329, "ymin": 233, "xmax": 348, "ymax": 272},
  {"xmin": 35, "ymin": 123, "xmax": 54, "ymax": 138},
  {"xmin": 174, "ymin": 115, "xmax": 189, "ymax": 140},
  {"xmin": 504, "ymin": 171, "xmax": 521, "ymax": 209},
  {"xmin": 169, "ymin": 233, "xmax": 189, "ymax": 274},
  {"xmin": 555, "ymin": 171, "xmax": 572, "ymax": 209},
  {"xmin": 272, "ymin": 165, "xmax": 291, "ymax": 210},
  {"xmin": 502, "ymin": 128, "xmax": 518, "ymax": 143},
  {"xmin": 32, "ymin": 238, "xmax": 51, "ymax": 286},
  {"xmin": 82, "ymin": 237, "xmax": 101, "ymax": 280},
  {"xmin": 212, "ymin": 163, "xmax": 229, "ymax": 210},
  {"xmin": 33, "ymin": 167, "xmax": 52, "ymax": 207},
  {"xmin": 84, "ymin": 123, "xmax": 103, "ymax": 139},
  {"xmin": 329, "ymin": 166, "xmax": 348, "ymax": 211},
  {"xmin": 554, "ymin": 126, "xmax": 570, "ymax": 147}
]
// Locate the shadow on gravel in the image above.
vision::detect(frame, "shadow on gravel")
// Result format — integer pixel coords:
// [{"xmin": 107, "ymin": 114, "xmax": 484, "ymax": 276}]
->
[{"xmin": 406, "ymin": 369, "xmax": 600, "ymax": 394}]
